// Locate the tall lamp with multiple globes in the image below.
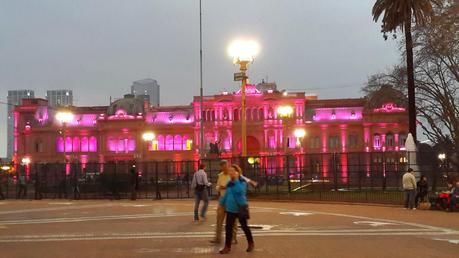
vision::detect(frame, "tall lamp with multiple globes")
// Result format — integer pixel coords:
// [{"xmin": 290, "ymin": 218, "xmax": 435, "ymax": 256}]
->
[{"xmin": 228, "ymin": 39, "xmax": 259, "ymax": 157}]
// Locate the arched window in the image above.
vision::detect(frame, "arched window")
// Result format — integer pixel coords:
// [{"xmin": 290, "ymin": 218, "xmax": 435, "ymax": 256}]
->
[
  {"xmin": 73, "ymin": 137, "xmax": 80, "ymax": 152},
  {"xmin": 233, "ymin": 109, "xmax": 240, "ymax": 121},
  {"xmin": 157, "ymin": 135, "xmax": 165, "ymax": 150},
  {"xmin": 259, "ymin": 108, "xmax": 264, "ymax": 120},
  {"xmin": 386, "ymin": 133, "xmax": 394, "ymax": 147},
  {"xmin": 107, "ymin": 138, "xmax": 116, "ymax": 152},
  {"xmin": 223, "ymin": 109, "xmax": 229, "ymax": 120},
  {"xmin": 56, "ymin": 137, "xmax": 64, "ymax": 153},
  {"xmin": 127, "ymin": 137, "xmax": 135, "ymax": 152},
  {"xmin": 81, "ymin": 137, "xmax": 89, "ymax": 152},
  {"xmin": 174, "ymin": 135, "xmax": 182, "ymax": 150},
  {"xmin": 65, "ymin": 137, "xmax": 73, "ymax": 152},
  {"xmin": 117, "ymin": 139, "xmax": 125, "ymax": 152},
  {"xmin": 182, "ymin": 135, "xmax": 191, "ymax": 150},
  {"xmin": 165, "ymin": 135, "xmax": 174, "ymax": 150},
  {"xmin": 89, "ymin": 136, "xmax": 97, "ymax": 152},
  {"xmin": 373, "ymin": 134, "xmax": 381, "ymax": 149}
]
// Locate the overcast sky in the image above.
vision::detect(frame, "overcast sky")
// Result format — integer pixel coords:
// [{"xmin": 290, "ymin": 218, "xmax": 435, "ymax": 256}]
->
[{"xmin": 0, "ymin": 0, "xmax": 400, "ymax": 157}]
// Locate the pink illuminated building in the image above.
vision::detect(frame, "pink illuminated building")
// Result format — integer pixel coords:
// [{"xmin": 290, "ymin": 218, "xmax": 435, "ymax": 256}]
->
[{"xmin": 14, "ymin": 85, "xmax": 408, "ymax": 171}]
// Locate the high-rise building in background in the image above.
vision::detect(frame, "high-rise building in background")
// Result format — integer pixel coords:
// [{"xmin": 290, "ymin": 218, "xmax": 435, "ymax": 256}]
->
[
  {"xmin": 6, "ymin": 90, "xmax": 35, "ymax": 158},
  {"xmin": 46, "ymin": 90, "xmax": 73, "ymax": 107},
  {"xmin": 131, "ymin": 79, "xmax": 160, "ymax": 107}
]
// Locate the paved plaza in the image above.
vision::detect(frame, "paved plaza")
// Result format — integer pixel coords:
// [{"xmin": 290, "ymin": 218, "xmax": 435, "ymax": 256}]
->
[{"xmin": 0, "ymin": 200, "xmax": 458, "ymax": 258}]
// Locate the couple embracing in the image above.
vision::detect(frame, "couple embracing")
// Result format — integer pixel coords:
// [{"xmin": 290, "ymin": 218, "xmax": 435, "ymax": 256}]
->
[{"xmin": 212, "ymin": 160, "xmax": 256, "ymax": 254}]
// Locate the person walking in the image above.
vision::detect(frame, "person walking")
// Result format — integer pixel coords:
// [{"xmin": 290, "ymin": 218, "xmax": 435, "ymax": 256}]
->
[
  {"xmin": 448, "ymin": 181, "xmax": 459, "ymax": 212},
  {"xmin": 210, "ymin": 160, "xmax": 238, "ymax": 244},
  {"xmin": 415, "ymin": 176, "xmax": 428, "ymax": 207},
  {"xmin": 219, "ymin": 165, "xmax": 254, "ymax": 254},
  {"xmin": 130, "ymin": 166, "xmax": 139, "ymax": 201},
  {"xmin": 17, "ymin": 171, "xmax": 28, "ymax": 199},
  {"xmin": 71, "ymin": 171, "xmax": 81, "ymax": 200},
  {"xmin": 403, "ymin": 168, "xmax": 417, "ymax": 210},
  {"xmin": 191, "ymin": 163, "xmax": 211, "ymax": 221},
  {"xmin": 0, "ymin": 172, "xmax": 5, "ymax": 200}
]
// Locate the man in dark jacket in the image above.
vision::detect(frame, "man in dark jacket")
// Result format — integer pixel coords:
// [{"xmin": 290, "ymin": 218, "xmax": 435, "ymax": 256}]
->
[{"xmin": 415, "ymin": 176, "xmax": 428, "ymax": 207}]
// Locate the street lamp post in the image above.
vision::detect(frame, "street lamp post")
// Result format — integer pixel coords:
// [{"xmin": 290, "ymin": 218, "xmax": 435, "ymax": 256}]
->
[{"xmin": 228, "ymin": 39, "xmax": 259, "ymax": 157}]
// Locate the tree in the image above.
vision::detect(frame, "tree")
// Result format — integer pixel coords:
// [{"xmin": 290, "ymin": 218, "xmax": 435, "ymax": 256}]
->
[
  {"xmin": 413, "ymin": 0, "xmax": 458, "ymax": 165},
  {"xmin": 372, "ymin": 0, "xmax": 441, "ymax": 142},
  {"xmin": 366, "ymin": 0, "xmax": 459, "ymax": 167}
]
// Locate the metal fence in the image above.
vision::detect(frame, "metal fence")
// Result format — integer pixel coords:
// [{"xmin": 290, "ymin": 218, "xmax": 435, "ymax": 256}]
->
[{"xmin": 0, "ymin": 151, "xmax": 456, "ymax": 204}]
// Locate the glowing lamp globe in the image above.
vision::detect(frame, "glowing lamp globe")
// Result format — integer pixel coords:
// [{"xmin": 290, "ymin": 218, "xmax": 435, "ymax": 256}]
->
[
  {"xmin": 294, "ymin": 129, "xmax": 306, "ymax": 138},
  {"xmin": 142, "ymin": 132, "xmax": 156, "ymax": 142},
  {"xmin": 277, "ymin": 105, "xmax": 294, "ymax": 118},
  {"xmin": 228, "ymin": 39, "xmax": 259, "ymax": 63},
  {"xmin": 56, "ymin": 111, "xmax": 74, "ymax": 124}
]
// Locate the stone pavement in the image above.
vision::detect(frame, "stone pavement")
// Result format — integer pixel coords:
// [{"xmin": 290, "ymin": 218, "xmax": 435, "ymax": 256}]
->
[{"xmin": 0, "ymin": 200, "xmax": 458, "ymax": 258}]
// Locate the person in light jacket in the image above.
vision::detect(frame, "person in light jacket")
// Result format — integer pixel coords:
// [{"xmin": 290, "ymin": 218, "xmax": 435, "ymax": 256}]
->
[
  {"xmin": 402, "ymin": 168, "xmax": 417, "ymax": 210},
  {"xmin": 219, "ymin": 166, "xmax": 254, "ymax": 254}
]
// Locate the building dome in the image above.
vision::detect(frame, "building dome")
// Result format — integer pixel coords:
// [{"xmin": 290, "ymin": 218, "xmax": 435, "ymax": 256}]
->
[{"xmin": 107, "ymin": 94, "xmax": 144, "ymax": 116}]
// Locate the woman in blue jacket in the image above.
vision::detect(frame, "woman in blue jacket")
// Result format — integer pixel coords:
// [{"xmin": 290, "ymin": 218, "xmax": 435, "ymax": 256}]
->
[{"xmin": 219, "ymin": 165, "xmax": 254, "ymax": 254}]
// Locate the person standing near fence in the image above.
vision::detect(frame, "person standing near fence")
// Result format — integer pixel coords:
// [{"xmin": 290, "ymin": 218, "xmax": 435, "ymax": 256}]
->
[
  {"xmin": 403, "ymin": 168, "xmax": 417, "ymax": 210},
  {"xmin": 219, "ymin": 165, "xmax": 254, "ymax": 254},
  {"xmin": 17, "ymin": 172, "xmax": 27, "ymax": 199},
  {"xmin": 415, "ymin": 176, "xmax": 428, "ymax": 207},
  {"xmin": 130, "ymin": 166, "xmax": 139, "ymax": 201},
  {"xmin": 71, "ymin": 170, "xmax": 81, "ymax": 200},
  {"xmin": 191, "ymin": 163, "xmax": 211, "ymax": 222},
  {"xmin": 0, "ymin": 172, "xmax": 5, "ymax": 200}
]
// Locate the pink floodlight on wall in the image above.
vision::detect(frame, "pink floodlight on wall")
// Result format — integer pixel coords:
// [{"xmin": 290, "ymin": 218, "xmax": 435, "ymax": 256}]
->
[
  {"xmin": 373, "ymin": 103, "xmax": 406, "ymax": 113},
  {"xmin": 235, "ymin": 84, "xmax": 261, "ymax": 95},
  {"xmin": 146, "ymin": 112, "xmax": 193, "ymax": 124},
  {"xmin": 58, "ymin": 114, "xmax": 98, "ymax": 127},
  {"xmin": 313, "ymin": 107, "xmax": 363, "ymax": 121},
  {"xmin": 108, "ymin": 109, "xmax": 136, "ymax": 120}
]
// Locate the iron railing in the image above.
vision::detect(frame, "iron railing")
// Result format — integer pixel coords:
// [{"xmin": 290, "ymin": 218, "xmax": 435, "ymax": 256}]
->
[{"xmin": 0, "ymin": 152, "xmax": 456, "ymax": 204}]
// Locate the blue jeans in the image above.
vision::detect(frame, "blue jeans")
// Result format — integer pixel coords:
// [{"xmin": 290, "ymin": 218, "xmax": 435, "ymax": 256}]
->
[
  {"xmin": 404, "ymin": 189, "xmax": 416, "ymax": 209},
  {"xmin": 194, "ymin": 190, "xmax": 209, "ymax": 220}
]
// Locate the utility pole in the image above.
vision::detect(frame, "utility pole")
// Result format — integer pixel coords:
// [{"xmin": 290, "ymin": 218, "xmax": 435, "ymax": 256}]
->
[{"xmin": 199, "ymin": 0, "xmax": 204, "ymax": 159}]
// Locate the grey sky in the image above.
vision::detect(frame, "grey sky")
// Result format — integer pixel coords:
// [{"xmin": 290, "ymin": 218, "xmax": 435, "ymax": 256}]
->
[{"xmin": 0, "ymin": 0, "xmax": 400, "ymax": 157}]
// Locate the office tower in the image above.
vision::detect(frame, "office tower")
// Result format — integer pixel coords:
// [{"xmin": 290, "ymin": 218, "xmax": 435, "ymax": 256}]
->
[
  {"xmin": 131, "ymin": 78, "xmax": 160, "ymax": 107},
  {"xmin": 46, "ymin": 90, "xmax": 73, "ymax": 107}
]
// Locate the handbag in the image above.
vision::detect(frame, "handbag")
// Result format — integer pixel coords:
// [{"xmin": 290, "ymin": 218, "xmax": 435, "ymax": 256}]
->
[{"xmin": 238, "ymin": 204, "xmax": 250, "ymax": 220}]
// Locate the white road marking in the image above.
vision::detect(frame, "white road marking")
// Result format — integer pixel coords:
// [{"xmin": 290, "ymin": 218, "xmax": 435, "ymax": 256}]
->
[
  {"xmin": 353, "ymin": 221, "xmax": 397, "ymax": 227},
  {"xmin": 0, "ymin": 229, "xmax": 455, "ymax": 243},
  {"xmin": 48, "ymin": 202, "xmax": 73, "ymax": 205},
  {"xmin": 433, "ymin": 238, "xmax": 459, "ymax": 244},
  {"xmin": 280, "ymin": 212, "xmax": 313, "ymax": 217},
  {"xmin": 0, "ymin": 203, "xmax": 117, "ymax": 215}
]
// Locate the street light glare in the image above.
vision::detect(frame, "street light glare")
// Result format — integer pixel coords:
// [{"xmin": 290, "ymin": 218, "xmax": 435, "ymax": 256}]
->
[
  {"xmin": 228, "ymin": 39, "xmax": 259, "ymax": 63},
  {"xmin": 56, "ymin": 111, "xmax": 74, "ymax": 124},
  {"xmin": 277, "ymin": 105, "xmax": 294, "ymax": 118},
  {"xmin": 142, "ymin": 132, "xmax": 156, "ymax": 142},
  {"xmin": 294, "ymin": 129, "xmax": 306, "ymax": 138}
]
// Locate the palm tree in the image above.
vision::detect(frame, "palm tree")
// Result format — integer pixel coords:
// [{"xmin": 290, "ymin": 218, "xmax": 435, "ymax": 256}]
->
[{"xmin": 372, "ymin": 0, "xmax": 440, "ymax": 142}]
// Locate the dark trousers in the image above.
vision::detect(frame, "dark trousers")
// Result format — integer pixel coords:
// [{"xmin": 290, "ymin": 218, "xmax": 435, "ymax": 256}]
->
[
  {"xmin": 415, "ymin": 192, "xmax": 427, "ymax": 206},
  {"xmin": 194, "ymin": 190, "xmax": 209, "ymax": 220},
  {"xmin": 17, "ymin": 185, "xmax": 27, "ymax": 199},
  {"xmin": 451, "ymin": 195, "xmax": 457, "ymax": 211},
  {"xmin": 0, "ymin": 185, "xmax": 5, "ymax": 200},
  {"xmin": 404, "ymin": 189, "xmax": 416, "ymax": 209},
  {"xmin": 73, "ymin": 186, "xmax": 81, "ymax": 200},
  {"xmin": 225, "ymin": 212, "xmax": 253, "ymax": 248}
]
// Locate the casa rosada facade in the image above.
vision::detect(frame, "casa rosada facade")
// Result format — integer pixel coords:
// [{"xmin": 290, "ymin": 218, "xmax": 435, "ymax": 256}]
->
[{"xmin": 13, "ymin": 85, "xmax": 409, "ymax": 169}]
